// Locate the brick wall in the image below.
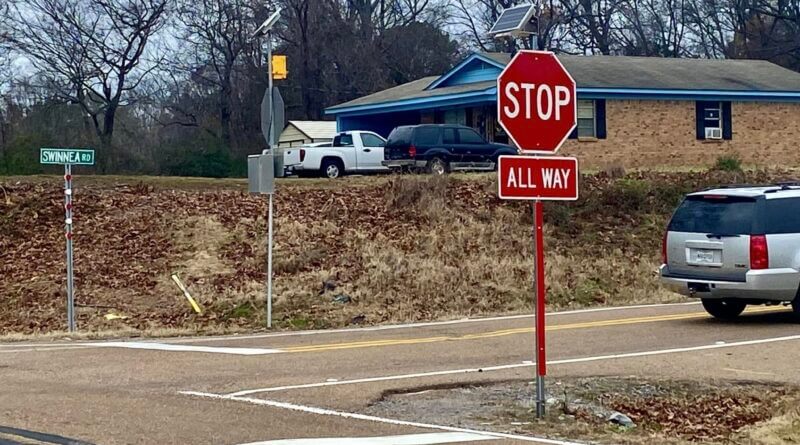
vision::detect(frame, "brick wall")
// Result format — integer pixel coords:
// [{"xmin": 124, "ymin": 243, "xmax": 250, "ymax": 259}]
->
[{"xmin": 559, "ymin": 100, "xmax": 800, "ymax": 169}]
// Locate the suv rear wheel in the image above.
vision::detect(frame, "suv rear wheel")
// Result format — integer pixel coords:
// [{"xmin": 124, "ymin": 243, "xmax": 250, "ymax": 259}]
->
[
  {"xmin": 427, "ymin": 157, "xmax": 448, "ymax": 175},
  {"xmin": 792, "ymin": 297, "xmax": 800, "ymax": 321},
  {"xmin": 702, "ymin": 299, "xmax": 746, "ymax": 320}
]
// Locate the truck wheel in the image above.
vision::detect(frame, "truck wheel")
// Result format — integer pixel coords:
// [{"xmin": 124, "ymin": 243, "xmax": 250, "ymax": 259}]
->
[
  {"xmin": 427, "ymin": 157, "xmax": 448, "ymax": 175},
  {"xmin": 702, "ymin": 299, "xmax": 746, "ymax": 320},
  {"xmin": 321, "ymin": 159, "xmax": 343, "ymax": 179}
]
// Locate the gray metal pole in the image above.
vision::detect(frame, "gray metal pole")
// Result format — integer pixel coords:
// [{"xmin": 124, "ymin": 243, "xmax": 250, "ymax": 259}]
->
[
  {"xmin": 536, "ymin": 373, "xmax": 545, "ymax": 417},
  {"xmin": 266, "ymin": 30, "xmax": 274, "ymax": 329},
  {"xmin": 65, "ymin": 164, "xmax": 75, "ymax": 332},
  {"xmin": 267, "ymin": 31, "xmax": 274, "ymax": 148},
  {"xmin": 267, "ymin": 193, "xmax": 273, "ymax": 328}
]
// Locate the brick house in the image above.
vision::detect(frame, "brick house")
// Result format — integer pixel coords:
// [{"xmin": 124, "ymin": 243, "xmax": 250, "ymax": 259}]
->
[{"xmin": 325, "ymin": 53, "xmax": 800, "ymax": 168}]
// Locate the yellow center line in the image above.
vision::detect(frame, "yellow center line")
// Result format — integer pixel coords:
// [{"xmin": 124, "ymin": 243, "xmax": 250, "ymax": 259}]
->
[{"xmin": 283, "ymin": 306, "xmax": 786, "ymax": 353}]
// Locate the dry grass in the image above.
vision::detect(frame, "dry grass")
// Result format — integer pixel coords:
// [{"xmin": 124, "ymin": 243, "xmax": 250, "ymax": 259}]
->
[
  {"xmin": 0, "ymin": 325, "xmax": 253, "ymax": 342},
  {"xmin": 6, "ymin": 169, "xmax": 794, "ymax": 336},
  {"xmin": 744, "ymin": 407, "xmax": 800, "ymax": 444}
]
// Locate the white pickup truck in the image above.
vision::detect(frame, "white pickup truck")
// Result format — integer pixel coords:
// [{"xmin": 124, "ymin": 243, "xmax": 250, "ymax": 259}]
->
[{"xmin": 283, "ymin": 131, "xmax": 389, "ymax": 178}]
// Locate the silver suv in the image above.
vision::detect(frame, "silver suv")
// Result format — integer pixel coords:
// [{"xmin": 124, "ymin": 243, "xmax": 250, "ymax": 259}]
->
[{"xmin": 660, "ymin": 184, "xmax": 800, "ymax": 320}]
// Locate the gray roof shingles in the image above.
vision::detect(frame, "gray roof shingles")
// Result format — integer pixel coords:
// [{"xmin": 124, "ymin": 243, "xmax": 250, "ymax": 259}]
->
[
  {"xmin": 328, "ymin": 76, "xmax": 494, "ymax": 110},
  {"xmin": 329, "ymin": 52, "xmax": 800, "ymax": 111},
  {"xmin": 485, "ymin": 53, "xmax": 800, "ymax": 91}
]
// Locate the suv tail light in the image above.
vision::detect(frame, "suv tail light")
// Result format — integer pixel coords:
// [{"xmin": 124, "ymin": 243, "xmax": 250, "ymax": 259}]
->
[
  {"xmin": 662, "ymin": 232, "xmax": 668, "ymax": 265},
  {"xmin": 750, "ymin": 235, "xmax": 769, "ymax": 269},
  {"xmin": 300, "ymin": 149, "xmax": 306, "ymax": 162},
  {"xmin": 408, "ymin": 145, "xmax": 417, "ymax": 158}
]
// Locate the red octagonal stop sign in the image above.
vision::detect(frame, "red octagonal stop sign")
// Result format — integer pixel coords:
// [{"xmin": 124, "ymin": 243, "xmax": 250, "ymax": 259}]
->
[{"xmin": 497, "ymin": 51, "xmax": 577, "ymax": 154}]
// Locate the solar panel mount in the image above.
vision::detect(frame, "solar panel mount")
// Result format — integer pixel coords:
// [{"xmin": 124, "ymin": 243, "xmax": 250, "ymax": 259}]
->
[{"xmin": 488, "ymin": 4, "xmax": 537, "ymax": 37}]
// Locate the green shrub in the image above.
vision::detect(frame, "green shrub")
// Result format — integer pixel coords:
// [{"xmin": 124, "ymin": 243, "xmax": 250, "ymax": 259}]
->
[
  {"xmin": 606, "ymin": 178, "xmax": 651, "ymax": 212},
  {"xmin": 713, "ymin": 155, "xmax": 743, "ymax": 172},
  {"xmin": 0, "ymin": 135, "xmax": 47, "ymax": 175},
  {"xmin": 158, "ymin": 134, "xmax": 238, "ymax": 178},
  {"xmin": 651, "ymin": 181, "xmax": 694, "ymax": 211}
]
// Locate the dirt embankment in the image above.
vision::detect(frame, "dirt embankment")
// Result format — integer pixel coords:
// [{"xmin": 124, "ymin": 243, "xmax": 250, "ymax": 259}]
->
[{"xmin": 0, "ymin": 170, "xmax": 794, "ymax": 336}]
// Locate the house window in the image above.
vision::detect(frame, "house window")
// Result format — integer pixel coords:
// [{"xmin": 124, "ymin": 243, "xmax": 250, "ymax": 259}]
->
[
  {"xmin": 444, "ymin": 109, "xmax": 467, "ymax": 126},
  {"xmin": 704, "ymin": 103, "xmax": 722, "ymax": 139},
  {"xmin": 577, "ymin": 100, "xmax": 596, "ymax": 138},
  {"xmin": 697, "ymin": 101, "xmax": 732, "ymax": 140}
]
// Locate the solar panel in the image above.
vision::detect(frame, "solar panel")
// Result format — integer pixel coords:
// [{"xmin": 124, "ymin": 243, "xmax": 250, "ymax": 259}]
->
[{"xmin": 488, "ymin": 4, "xmax": 536, "ymax": 35}]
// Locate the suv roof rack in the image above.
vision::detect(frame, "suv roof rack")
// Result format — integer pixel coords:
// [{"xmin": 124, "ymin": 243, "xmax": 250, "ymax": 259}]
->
[
  {"xmin": 701, "ymin": 184, "xmax": 765, "ymax": 191},
  {"xmin": 762, "ymin": 181, "xmax": 800, "ymax": 193}
]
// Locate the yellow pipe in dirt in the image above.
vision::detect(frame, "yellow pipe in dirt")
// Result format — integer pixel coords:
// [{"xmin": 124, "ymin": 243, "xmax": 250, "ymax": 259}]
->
[{"xmin": 171, "ymin": 273, "xmax": 203, "ymax": 314}]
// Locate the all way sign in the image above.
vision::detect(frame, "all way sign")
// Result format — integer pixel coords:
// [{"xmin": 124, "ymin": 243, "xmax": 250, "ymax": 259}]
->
[{"xmin": 498, "ymin": 155, "xmax": 578, "ymax": 201}]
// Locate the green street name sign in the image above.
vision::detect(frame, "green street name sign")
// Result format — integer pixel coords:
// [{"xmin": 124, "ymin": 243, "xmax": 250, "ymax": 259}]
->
[{"xmin": 40, "ymin": 148, "xmax": 95, "ymax": 165}]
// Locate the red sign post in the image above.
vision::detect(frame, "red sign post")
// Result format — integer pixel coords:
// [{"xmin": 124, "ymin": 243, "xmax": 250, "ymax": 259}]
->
[{"xmin": 496, "ymin": 51, "xmax": 579, "ymax": 419}]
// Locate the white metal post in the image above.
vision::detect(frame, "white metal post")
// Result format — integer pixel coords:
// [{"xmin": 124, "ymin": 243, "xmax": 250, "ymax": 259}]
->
[
  {"xmin": 267, "ymin": 193, "xmax": 273, "ymax": 328},
  {"xmin": 266, "ymin": 32, "xmax": 274, "ymax": 328},
  {"xmin": 65, "ymin": 164, "xmax": 75, "ymax": 332},
  {"xmin": 267, "ymin": 31, "xmax": 274, "ymax": 148}
]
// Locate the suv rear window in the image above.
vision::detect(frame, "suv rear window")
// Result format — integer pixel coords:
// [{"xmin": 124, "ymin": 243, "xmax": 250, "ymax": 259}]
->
[
  {"xmin": 413, "ymin": 127, "xmax": 440, "ymax": 145},
  {"xmin": 458, "ymin": 128, "xmax": 483, "ymax": 144},
  {"xmin": 766, "ymin": 197, "xmax": 800, "ymax": 234},
  {"xmin": 669, "ymin": 195, "xmax": 755, "ymax": 235},
  {"xmin": 386, "ymin": 127, "xmax": 412, "ymax": 146}
]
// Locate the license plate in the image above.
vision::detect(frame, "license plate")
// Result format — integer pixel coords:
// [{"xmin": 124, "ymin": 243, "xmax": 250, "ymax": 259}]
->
[{"xmin": 694, "ymin": 250, "xmax": 715, "ymax": 263}]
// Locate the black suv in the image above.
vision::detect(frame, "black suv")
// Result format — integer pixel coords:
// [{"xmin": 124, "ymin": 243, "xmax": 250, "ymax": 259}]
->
[{"xmin": 382, "ymin": 124, "xmax": 517, "ymax": 174}]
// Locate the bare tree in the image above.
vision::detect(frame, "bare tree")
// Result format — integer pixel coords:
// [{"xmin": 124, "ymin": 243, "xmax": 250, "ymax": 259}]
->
[
  {"xmin": 174, "ymin": 0, "xmax": 265, "ymax": 150},
  {"xmin": 618, "ymin": 0, "xmax": 689, "ymax": 56},
  {"xmin": 683, "ymin": 0, "xmax": 745, "ymax": 58},
  {"xmin": 346, "ymin": 0, "xmax": 438, "ymax": 37},
  {"xmin": 7, "ymin": 0, "xmax": 168, "ymax": 170},
  {"xmin": 533, "ymin": 0, "xmax": 574, "ymax": 50},
  {"xmin": 739, "ymin": 0, "xmax": 800, "ymax": 69},
  {"xmin": 451, "ymin": 0, "xmax": 570, "ymax": 52},
  {"xmin": 561, "ymin": 0, "xmax": 626, "ymax": 54},
  {"xmin": 451, "ymin": 0, "xmax": 516, "ymax": 51}
]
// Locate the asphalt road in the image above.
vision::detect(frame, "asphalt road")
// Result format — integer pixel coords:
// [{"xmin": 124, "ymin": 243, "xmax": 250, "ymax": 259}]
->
[{"xmin": 2, "ymin": 302, "xmax": 799, "ymax": 445}]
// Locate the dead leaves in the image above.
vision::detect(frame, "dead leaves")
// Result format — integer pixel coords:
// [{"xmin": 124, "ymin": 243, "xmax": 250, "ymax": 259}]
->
[
  {"xmin": 605, "ymin": 390, "xmax": 789, "ymax": 441},
  {"xmin": 1, "ymin": 169, "xmax": 798, "ymax": 335}
]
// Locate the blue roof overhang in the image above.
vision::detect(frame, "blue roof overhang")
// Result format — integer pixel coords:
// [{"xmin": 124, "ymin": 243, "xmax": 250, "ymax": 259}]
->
[
  {"xmin": 326, "ymin": 88, "xmax": 497, "ymax": 117},
  {"xmin": 326, "ymin": 87, "xmax": 800, "ymax": 117},
  {"xmin": 424, "ymin": 53, "xmax": 506, "ymax": 90}
]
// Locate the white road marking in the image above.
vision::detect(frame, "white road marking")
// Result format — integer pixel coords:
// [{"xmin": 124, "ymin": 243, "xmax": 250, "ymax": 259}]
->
[
  {"xmin": 225, "ymin": 334, "xmax": 800, "ymax": 396},
  {"xmin": 0, "ymin": 346, "xmax": 93, "ymax": 354},
  {"xmin": 90, "ymin": 342, "xmax": 282, "ymax": 355},
  {"xmin": 721, "ymin": 367, "xmax": 776, "ymax": 377},
  {"xmin": 0, "ymin": 302, "xmax": 701, "ymax": 350},
  {"xmin": 238, "ymin": 432, "xmax": 497, "ymax": 445},
  {"xmin": 180, "ymin": 391, "xmax": 584, "ymax": 445}
]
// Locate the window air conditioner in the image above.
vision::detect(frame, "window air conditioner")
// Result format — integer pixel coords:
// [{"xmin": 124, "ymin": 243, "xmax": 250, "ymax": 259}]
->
[{"xmin": 705, "ymin": 127, "xmax": 722, "ymax": 140}]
